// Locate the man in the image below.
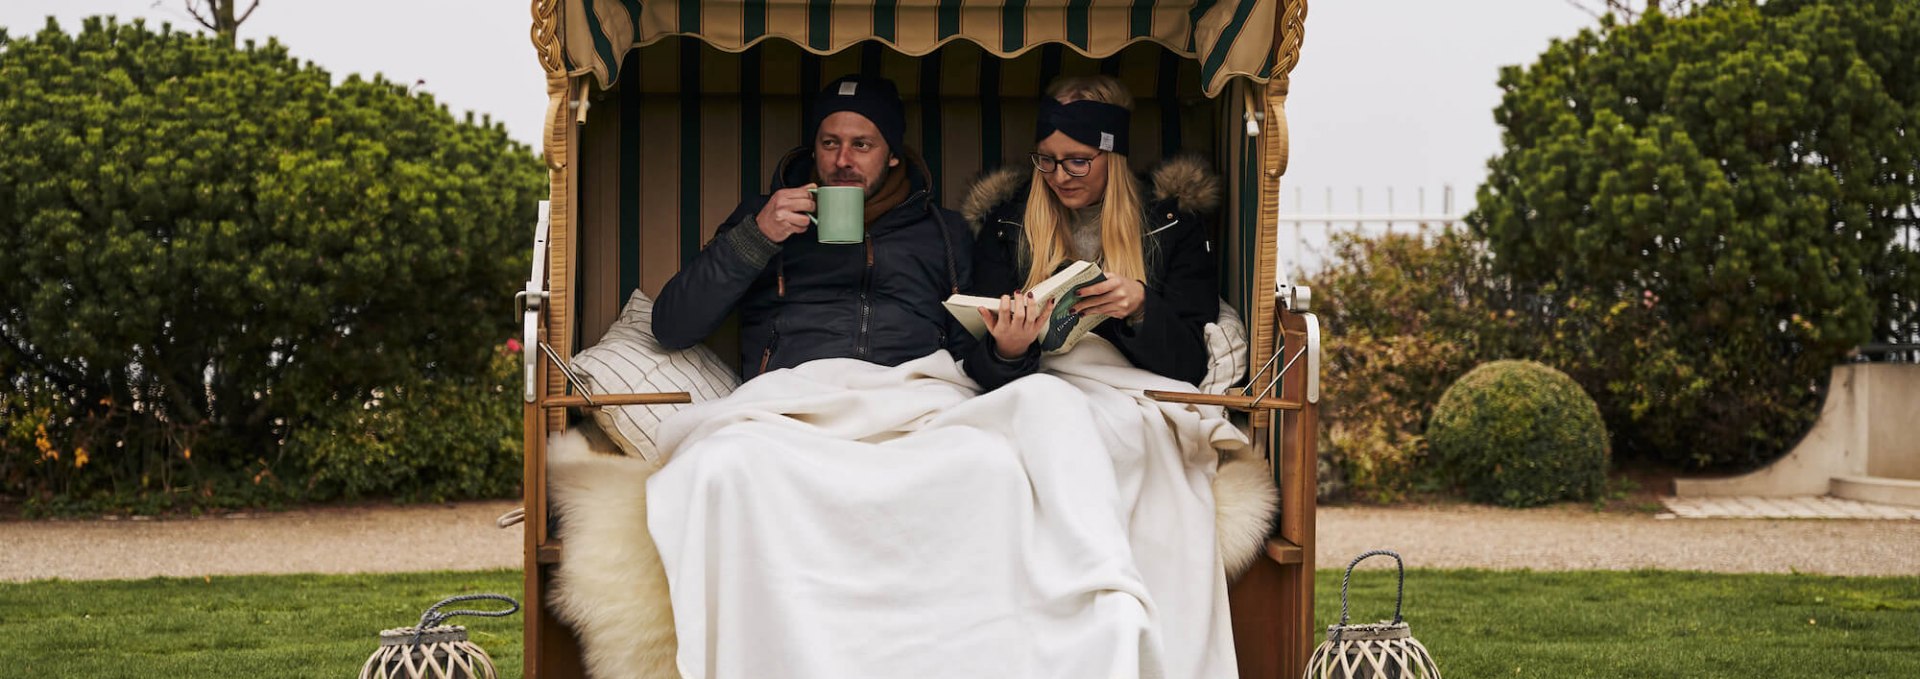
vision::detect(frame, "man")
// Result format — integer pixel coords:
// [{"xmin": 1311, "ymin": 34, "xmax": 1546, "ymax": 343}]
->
[{"xmin": 654, "ymin": 74, "xmax": 977, "ymax": 378}]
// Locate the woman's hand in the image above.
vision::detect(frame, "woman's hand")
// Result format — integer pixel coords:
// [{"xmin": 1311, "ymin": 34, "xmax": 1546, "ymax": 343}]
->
[
  {"xmin": 1070, "ymin": 277, "xmax": 1146, "ymax": 319},
  {"xmin": 979, "ymin": 292, "xmax": 1054, "ymax": 359}
]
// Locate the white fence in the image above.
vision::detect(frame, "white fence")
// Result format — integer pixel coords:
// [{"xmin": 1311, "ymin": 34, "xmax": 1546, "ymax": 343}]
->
[{"xmin": 1276, "ymin": 185, "xmax": 1466, "ymax": 279}]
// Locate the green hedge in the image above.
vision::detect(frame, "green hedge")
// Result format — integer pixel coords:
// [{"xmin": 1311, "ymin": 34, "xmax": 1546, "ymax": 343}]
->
[
  {"xmin": 1307, "ymin": 230, "xmax": 1524, "ymax": 502},
  {"xmin": 1308, "ymin": 229, "xmax": 1674, "ymax": 503},
  {"xmin": 0, "ymin": 17, "xmax": 543, "ymax": 513}
]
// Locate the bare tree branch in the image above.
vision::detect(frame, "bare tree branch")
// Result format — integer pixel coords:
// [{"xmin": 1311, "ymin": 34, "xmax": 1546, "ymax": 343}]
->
[
  {"xmin": 1564, "ymin": 0, "xmax": 1607, "ymax": 21},
  {"xmin": 183, "ymin": 0, "xmax": 216, "ymax": 32},
  {"xmin": 235, "ymin": 0, "xmax": 261, "ymax": 26}
]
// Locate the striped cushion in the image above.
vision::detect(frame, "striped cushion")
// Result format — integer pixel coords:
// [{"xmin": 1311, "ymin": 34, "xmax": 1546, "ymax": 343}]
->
[{"xmin": 571, "ymin": 292, "xmax": 740, "ymax": 461}]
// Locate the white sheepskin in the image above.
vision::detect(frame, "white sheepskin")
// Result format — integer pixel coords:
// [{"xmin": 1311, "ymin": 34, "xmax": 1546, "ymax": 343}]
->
[
  {"xmin": 1214, "ymin": 446, "xmax": 1280, "ymax": 581},
  {"xmin": 545, "ymin": 426, "xmax": 679, "ymax": 679},
  {"xmin": 544, "ymin": 427, "xmax": 1276, "ymax": 678}
]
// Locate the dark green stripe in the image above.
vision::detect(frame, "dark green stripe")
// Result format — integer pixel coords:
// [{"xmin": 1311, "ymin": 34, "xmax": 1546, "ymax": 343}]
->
[
  {"xmin": 581, "ymin": 1, "xmax": 621, "ymax": 85},
  {"xmin": 800, "ymin": 54, "xmax": 821, "ymax": 141},
  {"xmin": 678, "ymin": 0, "xmax": 700, "ymax": 32},
  {"xmin": 862, "ymin": 41, "xmax": 883, "ymax": 76},
  {"xmin": 618, "ymin": 0, "xmax": 643, "ymax": 32},
  {"xmin": 745, "ymin": 0, "xmax": 766, "ymax": 40},
  {"xmin": 920, "ymin": 51, "xmax": 943, "ymax": 191},
  {"xmin": 809, "ymin": 0, "xmax": 832, "ymax": 51},
  {"xmin": 1131, "ymin": 0, "xmax": 1156, "ymax": 39},
  {"xmin": 1201, "ymin": 0, "xmax": 1258, "ymax": 87},
  {"xmin": 679, "ymin": 41, "xmax": 701, "ymax": 266},
  {"xmin": 618, "ymin": 57, "xmax": 642, "ymax": 303},
  {"xmin": 1186, "ymin": 0, "xmax": 1220, "ymax": 50},
  {"xmin": 1238, "ymin": 133, "xmax": 1256, "ymax": 304},
  {"xmin": 1158, "ymin": 49, "xmax": 1182, "ymax": 155},
  {"xmin": 574, "ymin": 139, "xmax": 588, "ymax": 356},
  {"xmin": 1067, "ymin": 0, "xmax": 1092, "ymax": 50},
  {"xmin": 742, "ymin": 49, "xmax": 763, "ymax": 199},
  {"xmin": 1002, "ymin": 0, "xmax": 1027, "ymax": 53},
  {"xmin": 981, "ymin": 58, "xmax": 1002, "ymax": 169},
  {"xmin": 1260, "ymin": 44, "xmax": 1278, "ymax": 78},
  {"xmin": 1040, "ymin": 45, "xmax": 1063, "ymax": 96},
  {"xmin": 938, "ymin": 0, "xmax": 962, "ymax": 39},
  {"xmin": 873, "ymin": 0, "xmax": 898, "ymax": 42}
]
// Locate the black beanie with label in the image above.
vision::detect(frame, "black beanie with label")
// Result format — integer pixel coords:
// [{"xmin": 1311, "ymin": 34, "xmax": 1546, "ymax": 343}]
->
[{"xmin": 810, "ymin": 74, "xmax": 907, "ymax": 157}]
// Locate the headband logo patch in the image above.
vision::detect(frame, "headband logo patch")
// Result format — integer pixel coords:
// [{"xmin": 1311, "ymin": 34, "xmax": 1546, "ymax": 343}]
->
[
  {"xmin": 1099, "ymin": 132, "xmax": 1115, "ymax": 152},
  {"xmin": 838, "ymin": 81, "xmax": 858, "ymax": 96}
]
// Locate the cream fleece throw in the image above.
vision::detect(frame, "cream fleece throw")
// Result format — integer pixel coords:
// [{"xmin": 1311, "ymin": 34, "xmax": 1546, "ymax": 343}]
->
[{"xmin": 646, "ymin": 338, "xmax": 1245, "ymax": 679}]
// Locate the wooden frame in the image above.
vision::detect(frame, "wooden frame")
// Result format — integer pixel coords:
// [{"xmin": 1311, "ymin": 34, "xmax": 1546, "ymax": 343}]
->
[{"xmin": 520, "ymin": 1, "xmax": 1314, "ymax": 676}]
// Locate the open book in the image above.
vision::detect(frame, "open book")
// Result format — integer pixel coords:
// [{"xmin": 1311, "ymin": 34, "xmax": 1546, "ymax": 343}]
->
[{"xmin": 944, "ymin": 260, "xmax": 1110, "ymax": 355}]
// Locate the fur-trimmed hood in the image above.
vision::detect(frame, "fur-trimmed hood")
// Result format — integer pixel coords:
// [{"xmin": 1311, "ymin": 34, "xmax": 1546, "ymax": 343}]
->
[{"xmin": 960, "ymin": 155, "xmax": 1224, "ymax": 234}]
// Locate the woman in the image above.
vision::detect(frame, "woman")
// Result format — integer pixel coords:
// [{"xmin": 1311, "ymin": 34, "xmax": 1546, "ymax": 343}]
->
[{"xmin": 962, "ymin": 75, "xmax": 1220, "ymax": 391}]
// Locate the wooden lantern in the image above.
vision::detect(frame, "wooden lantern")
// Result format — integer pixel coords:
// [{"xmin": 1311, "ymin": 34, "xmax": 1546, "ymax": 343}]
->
[
  {"xmin": 1303, "ymin": 550, "xmax": 1441, "ymax": 679},
  {"xmin": 361, "ymin": 594, "xmax": 520, "ymax": 679}
]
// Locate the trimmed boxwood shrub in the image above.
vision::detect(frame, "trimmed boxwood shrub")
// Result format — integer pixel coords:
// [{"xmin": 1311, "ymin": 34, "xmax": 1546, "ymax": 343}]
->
[{"xmin": 1427, "ymin": 360, "xmax": 1608, "ymax": 507}]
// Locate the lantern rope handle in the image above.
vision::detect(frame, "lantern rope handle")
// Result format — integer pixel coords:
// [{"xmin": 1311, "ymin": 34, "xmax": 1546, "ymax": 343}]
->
[
  {"xmin": 416, "ymin": 594, "xmax": 522, "ymax": 632},
  {"xmin": 1337, "ymin": 549, "xmax": 1406, "ymax": 627}
]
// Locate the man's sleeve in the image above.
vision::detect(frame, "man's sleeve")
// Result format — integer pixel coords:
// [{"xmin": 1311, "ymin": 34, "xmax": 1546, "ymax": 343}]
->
[{"xmin": 653, "ymin": 201, "xmax": 776, "ymax": 350}]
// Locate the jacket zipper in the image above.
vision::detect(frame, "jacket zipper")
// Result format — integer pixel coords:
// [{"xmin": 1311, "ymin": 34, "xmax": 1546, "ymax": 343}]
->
[
  {"xmin": 853, "ymin": 190, "xmax": 925, "ymax": 360},
  {"xmin": 758, "ymin": 328, "xmax": 779, "ymax": 376},
  {"xmin": 857, "ymin": 237, "xmax": 874, "ymax": 359}
]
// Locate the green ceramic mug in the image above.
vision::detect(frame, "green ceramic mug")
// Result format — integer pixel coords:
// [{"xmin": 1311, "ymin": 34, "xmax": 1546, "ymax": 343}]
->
[{"xmin": 809, "ymin": 186, "xmax": 865, "ymax": 244}]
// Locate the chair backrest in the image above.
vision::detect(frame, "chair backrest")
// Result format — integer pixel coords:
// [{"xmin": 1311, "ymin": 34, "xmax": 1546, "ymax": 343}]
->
[{"xmin": 573, "ymin": 38, "xmax": 1237, "ymax": 360}]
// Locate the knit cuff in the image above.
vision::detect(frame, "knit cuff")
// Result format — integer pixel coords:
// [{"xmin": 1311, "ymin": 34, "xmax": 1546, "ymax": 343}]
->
[{"xmin": 719, "ymin": 215, "xmax": 782, "ymax": 269}]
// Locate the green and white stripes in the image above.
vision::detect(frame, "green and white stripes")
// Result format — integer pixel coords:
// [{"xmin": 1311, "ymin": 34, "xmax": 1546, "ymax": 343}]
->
[{"xmin": 563, "ymin": 0, "xmax": 1278, "ymax": 97}]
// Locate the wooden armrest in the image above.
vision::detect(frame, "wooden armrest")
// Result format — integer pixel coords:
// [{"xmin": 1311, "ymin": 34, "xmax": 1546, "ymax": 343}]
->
[
  {"xmin": 536, "ymin": 540, "xmax": 565, "ymax": 564},
  {"xmin": 541, "ymin": 392, "xmax": 694, "ymax": 409},
  {"xmin": 1265, "ymin": 538, "xmax": 1304, "ymax": 565},
  {"xmin": 1143, "ymin": 390, "xmax": 1304, "ymax": 412}
]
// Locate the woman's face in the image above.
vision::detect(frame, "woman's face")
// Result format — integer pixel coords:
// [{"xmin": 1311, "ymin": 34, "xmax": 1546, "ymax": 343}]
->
[{"xmin": 1035, "ymin": 132, "xmax": 1108, "ymax": 210}]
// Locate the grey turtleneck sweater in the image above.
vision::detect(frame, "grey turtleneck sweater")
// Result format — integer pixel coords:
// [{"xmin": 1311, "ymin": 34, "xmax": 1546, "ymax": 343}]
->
[{"xmin": 1068, "ymin": 201, "xmax": 1105, "ymax": 263}]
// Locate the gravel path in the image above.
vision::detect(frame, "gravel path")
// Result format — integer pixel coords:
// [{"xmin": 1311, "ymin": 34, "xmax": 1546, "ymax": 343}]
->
[
  {"xmin": 0, "ymin": 500, "xmax": 526, "ymax": 583},
  {"xmin": 3, "ymin": 501, "xmax": 1916, "ymax": 582},
  {"xmin": 1317, "ymin": 505, "xmax": 1920, "ymax": 576}
]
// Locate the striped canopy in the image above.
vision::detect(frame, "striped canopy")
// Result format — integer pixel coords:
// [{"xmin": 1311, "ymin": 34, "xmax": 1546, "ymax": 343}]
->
[{"xmin": 564, "ymin": 0, "xmax": 1282, "ymax": 96}]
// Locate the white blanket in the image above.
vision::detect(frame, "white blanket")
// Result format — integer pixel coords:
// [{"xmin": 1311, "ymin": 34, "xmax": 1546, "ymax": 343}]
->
[{"xmin": 646, "ymin": 338, "xmax": 1247, "ymax": 679}]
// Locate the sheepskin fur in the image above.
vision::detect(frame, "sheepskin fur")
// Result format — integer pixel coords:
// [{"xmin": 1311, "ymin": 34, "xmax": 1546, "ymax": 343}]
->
[
  {"xmin": 960, "ymin": 166, "xmax": 1030, "ymax": 235},
  {"xmin": 1148, "ymin": 155, "xmax": 1224, "ymax": 215},
  {"xmin": 1214, "ymin": 446, "xmax": 1280, "ymax": 581},
  {"xmin": 546, "ymin": 425, "xmax": 679, "ymax": 679},
  {"xmin": 545, "ymin": 420, "xmax": 1276, "ymax": 677}
]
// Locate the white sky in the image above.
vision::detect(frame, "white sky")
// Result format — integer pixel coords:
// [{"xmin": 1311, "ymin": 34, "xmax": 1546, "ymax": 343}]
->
[{"xmin": 4, "ymin": 1, "xmax": 1596, "ymax": 217}]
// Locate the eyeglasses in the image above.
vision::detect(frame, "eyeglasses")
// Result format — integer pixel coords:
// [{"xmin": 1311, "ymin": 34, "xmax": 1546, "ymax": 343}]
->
[{"xmin": 1029, "ymin": 152, "xmax": 1102, "ymax": 178}]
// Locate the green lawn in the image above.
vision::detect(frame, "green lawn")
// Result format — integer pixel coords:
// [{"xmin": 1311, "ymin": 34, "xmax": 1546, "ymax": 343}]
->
[
  {"xmin": 0, "ymin": 570, "xmax": 524, "ymax": 678},
  {"xmin": 2, "ymin": 569, "xmax": 1915, "ymax": 677}
]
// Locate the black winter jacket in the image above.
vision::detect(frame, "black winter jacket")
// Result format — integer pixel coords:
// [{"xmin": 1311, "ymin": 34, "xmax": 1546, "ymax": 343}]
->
[
  {"xmin": 653, "ymin": 148, "xmax": 977, "ymax": 380},
  {"xmin": 959, "ymin": 156, "xmax": 1222, "ymax": 391}
]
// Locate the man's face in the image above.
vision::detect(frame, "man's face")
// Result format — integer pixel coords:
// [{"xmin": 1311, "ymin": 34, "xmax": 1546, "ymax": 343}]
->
[{"xmin": 815, "ymin": 111, "xmax": 900, "ymax": 194}]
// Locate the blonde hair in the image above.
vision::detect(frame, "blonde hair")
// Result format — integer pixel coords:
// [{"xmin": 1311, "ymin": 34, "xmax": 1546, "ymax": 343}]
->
[{"xmin": 1021, "ymin": 75, "xmax": 1148, "ymax": 290}]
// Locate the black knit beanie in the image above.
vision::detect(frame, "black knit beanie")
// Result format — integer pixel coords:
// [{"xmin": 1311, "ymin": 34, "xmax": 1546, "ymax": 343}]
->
[{"xmin": 809, "ymin": 74, "xmax": 907, "ymax": 157}]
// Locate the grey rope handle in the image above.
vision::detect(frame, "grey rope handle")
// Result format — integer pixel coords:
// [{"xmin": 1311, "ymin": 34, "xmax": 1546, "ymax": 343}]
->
[
  {"xmin": 1338, "ymin": 549, "xmax": 1407, "ymax": 628},
  {"xmin": 415, "ymin": 594, "xmax": 521, "ymax": 634}
]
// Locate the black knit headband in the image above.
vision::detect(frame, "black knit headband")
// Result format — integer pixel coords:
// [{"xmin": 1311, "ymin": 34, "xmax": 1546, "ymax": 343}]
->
[{"xmin": 1035, "ymin": 99, "xmax": 1131, "ymax": 156}]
